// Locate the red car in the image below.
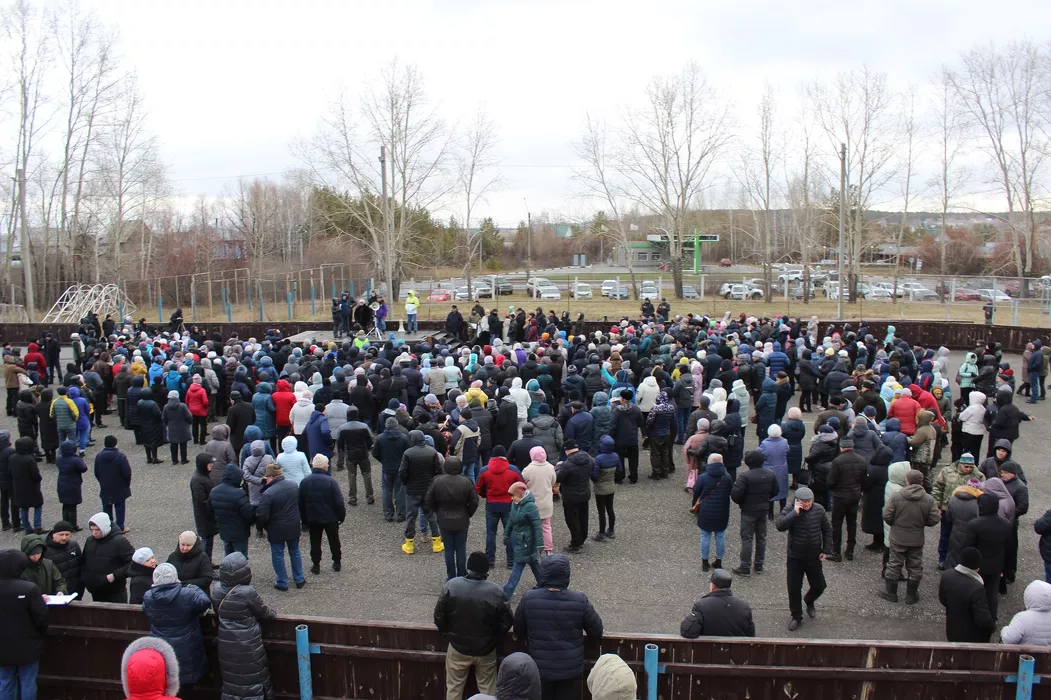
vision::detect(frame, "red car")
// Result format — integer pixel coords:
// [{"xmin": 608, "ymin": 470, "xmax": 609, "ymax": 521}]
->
[
  {"xmin": 427, "ymin": 288, "xmax": 451, "ymax": 302},
  {"xmin": 719, "ymin": 258, "xmax": 732, "ymax": 267},
  {"xmin": 954, "ymin": 288, "xmax": 981, "ymax": 301}
]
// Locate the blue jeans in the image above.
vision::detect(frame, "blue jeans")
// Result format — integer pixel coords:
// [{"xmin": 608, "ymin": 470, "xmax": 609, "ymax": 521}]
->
[
  {"xmin": 461, "ymin": 460, "xmax": 479, "ymax": 485},
  {"xmin": 381, "ymin": 472, "xmax": 407, "ymax": 520},
  {"xmin": 19, "ymin": 507, "xmax": 41, "ymax": 531},
  {"xmin": 0, "ymin": 661, "xmax": 38, "ymax": 700},
  {"xmin": 270, "ymin": 539, "xmax": 304, "ymax": 589},
  {"xmin": 503, "ymin": 559, "xmax": 541, "ymax": 600},
  {"xmin": 376, "ymin": 318, "xmax": 386, "ymax": 332},
  {"xmin": 700, "ymin": 529, "xmax": 726, "ymax": 560},
  {"xmin": 406, "ymin": 313, "xmax": 418, "ymax": 332},
  {"xmin": 103, "ymin": 500, "xmax": 126, "ymax": 531},
  {"xmin": 485, "ymin": 504, "xmax": 513, "ymax": 566},
  {"xmin": 1045, "ymin": 561, "xmax": 1051, "ymax": 584},
  {"xmin": 78, "ymin": 424, "xmax": 91, "ymax": 451},
  {"xmin": 440, "ymin": 527, "xmax": 468, "ymax": 580},
  {"xmin": 938, "ymin": 515, "xmax": 952, "ymax": 563},
  {"xmin": 1031, "ymin": 372, "xmax": 1042, "ymax": 400},
  {"xmin": 677, "ymin": 407, "xmax": 691, "ymax": 442}
]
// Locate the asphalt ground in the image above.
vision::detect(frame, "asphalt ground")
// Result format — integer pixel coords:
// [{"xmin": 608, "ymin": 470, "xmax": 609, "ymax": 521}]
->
[{"xmin": 1, "ymin": 349, "xmax": 1045, "ymax": 641}]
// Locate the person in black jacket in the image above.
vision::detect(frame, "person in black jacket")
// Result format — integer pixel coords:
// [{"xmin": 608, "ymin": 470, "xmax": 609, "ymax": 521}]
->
[
  {"xmin": 938, "ymin": 546, "xmax": 995, "ymax": 642},
  {"xmin": 166, "ymin": 531, "xmax": 214, "ymax": 592},
  {"xmin": 961, "ymin": 493, "xmax": 1012, "ymax": 621},
  {"xmin": 209, "ymin": 463, "xmax": 255, "ymax": 557},
  {"xmin": 513, "ymin": 554, "xmax": 602, "ymax": 699},
  {"xmin": 556, "ymin": 441, "xmax": 593, "ymax": 552},
  {"xmin": 256, "ymin": 464, "xmax": 305, "ymax": 591},
  {"xmin": 372, "ymin": 418, "xmax": 411, "ymax": 522},
  {"xmin": 398, "ymin": 430, "xmax": 442, "ymax": 555},
  {"xmin": 0, "ymin": 430, "xmax": 17, "ymax": 531},
  {"xmin": 679, "ymin": 568, "xmax": 755, "ymax": 638},
  {"xmin": 492, "ymin": 388, "xmax": 520, "ymax": 450},
  {"xmin": 825, "ymin": 437, "xmax": 867, "ymax": 562},
  {"xmin": 434, "ymin": 552, "xmax": 513, "ymax": 699},
  {"xmin": 298, "ymin": 454, "xmax": 346, "ymax": 575},
  {"xmin": 776, "ymin": 487, "xmax": 832, "ymax": 631},
  {"xmin": 507, "ymin": 423, "xmax": 542, "ymax": 472},
  {"xmin": 611, "ymin": 390, "xmax": 643, "ymax": 484},
  {"xmin": 9, "ymin": 437, "xmax": 43, "ymax": 534},
  {"xmin": 336, "ymin": 406, "xmax": 374, "ymax": 507},
  {"xmin": 426, "ymin": 456, "xmax": 480, "ymax": 580},
  {"xmin": 731, "ymin": 450, "xmax": 779, "ymax": 576},
  {"xmin": 44, "ymin": 521, "xmax": 83, "ymax": 597},
  {"xmin": 225, "ymin": 391, "xmax": 256, "ymax": 456},
  {"xmin": 93, "ymin": 435, "xmax": 132, "ymax": 534},
  {"xmin": 987, "ymin": 386, "xmax": 1034, "ymax": 458},
  {"xmin": 82, "ymin": 511, "xmax": 134, "ymax": 602},
  {"xmin": 189, "ymin": 454, "xmax": 218, "ymax": 562},
  {"xmin": 0, "ymin": 549, "xmax": 48, "ymax": 700}
]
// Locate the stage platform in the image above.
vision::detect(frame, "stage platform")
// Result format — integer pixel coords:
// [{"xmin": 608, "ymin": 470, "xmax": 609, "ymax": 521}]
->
[{"xmin": 285, "ymin": 329, "xmax": 443, "ymax": 347}]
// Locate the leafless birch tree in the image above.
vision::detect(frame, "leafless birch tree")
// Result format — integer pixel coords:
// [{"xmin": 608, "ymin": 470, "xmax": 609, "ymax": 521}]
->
[
  {"xmin": 454, "ymin": 107, "xmax": 501, "ymax": 297},
  {"xmin": 929, "ymin": 69, "xmax": 970, "ymax": 282}
]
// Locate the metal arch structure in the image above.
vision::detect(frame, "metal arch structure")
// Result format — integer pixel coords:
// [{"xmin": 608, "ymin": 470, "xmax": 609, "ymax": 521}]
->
[{"xmin": 41, "ymin": 284, "xmax": 136, "ymax": 324}]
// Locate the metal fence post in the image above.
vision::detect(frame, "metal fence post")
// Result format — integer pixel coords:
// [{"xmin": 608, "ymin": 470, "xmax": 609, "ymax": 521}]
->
[
  {"xmin": 1013, "ymin": 653, "xmax": 1037, "ymax": 700},
  {"xmin": 296, "ymin": 624, "xmax": 313, "ymax": 700},
  {"xmin": 644, "ymin": 643, "xmax": 660, "ymax": 700}
]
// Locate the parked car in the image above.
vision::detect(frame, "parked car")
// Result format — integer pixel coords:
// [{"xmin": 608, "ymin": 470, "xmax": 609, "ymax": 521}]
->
[
  {"xmin": 601, "ymin": 280, "xmax": 617, "ymax": 297},
  {"xmin": 526, "ymin": 277, "xmax": 553, "ymax": 296},
  {"xmin": 828, "ymin": 283, "xmax": 870, "ymax": 301},
  {"xmin": 639, "ymin": 284, "xmax": 660, "ymax": 301},
  {"xmin": 681, "ymin": 284, "xmax": 699, "ymax": 299},
  {"xmin": 723, "ymin": 284, "xmax": 764, "ymax": 301},
  {"xmin": 953, "ymin": 287, "xmax": 982, "ymax": 301},
  {"xmin": 538, "ymin": 285, "xmax": 561, "ymax": 300},
  {"xmin": 978, "ymin": 289, "xmax": 1011, "ymax": 303},
  {"xmin": 867, "ymin": 287, "xmax": 894, "ymax": 301},
  {"xmin": 428, "ymin": 288, "xmax": 452, "ymax": 302},
  {"xmin": 493, "ymin": 277, "xmax": 514, "ymax": 295},
  {"xmin": 569, "ymin": 283, "xmax": 593, "ymax": 299},
  {"xmin": 719, "ymin": 258, "xmax": 732, "ymax": 267},
  {"xmin": 454, "ymin": 284, "xmax": 492, "ymax": 301},
  {"xmin": 608, "ymin": 285, "xmax": 631, "ymax": 299},
  {"xmin": 778, "ymin": 269, "xmax": 805, "ymax": 283}
]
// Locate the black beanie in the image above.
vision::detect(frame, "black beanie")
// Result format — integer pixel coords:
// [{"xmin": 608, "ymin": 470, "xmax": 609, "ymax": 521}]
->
[
  {"xmin": 51, "ymin": 520, "xmax": 73, "ymax": 534},
  {"xmin": 960, "ymin": 547, "xmax": 982, "ymax": 570},
  {"xmin": 467, "ymin": 552, "xmax": 490, "ymax": 577},
  {"xmin": 491, "ymin": 445, "xmax": 507, "ymax": 458}
]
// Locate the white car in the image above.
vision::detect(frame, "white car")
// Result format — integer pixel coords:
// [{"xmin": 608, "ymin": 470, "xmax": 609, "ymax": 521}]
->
[
  {"xmin": 723, "ymin": 284, "xmax": 764, "ymax": 300},
  {"xmin": 978, "ymin": 289, "xmax": 1011, "ymax": 302},
  {"xmin": 538, "ymin": 285, "xmax": 561, "ymax": 300},
  {"xmin": 639, "ymin": 284, "xmax": 660, "ymax": 301},
  {"xmin": 569, "ymin": 283, "xmax": 592, "ymax": 299},
  {"xmin": 601, "ymin": 280, "xmax": 617, "ymax": 297},
  {"xmin": 526, "ymin": 277, "xmax": 552, "ymax": 296},
  {"xmin": 778, "ymin": 269, "xmax": 805, "ymax": 283},
  {"xmin": 828, "ymin": 283, "xmax": 870, "ymax": 301}
]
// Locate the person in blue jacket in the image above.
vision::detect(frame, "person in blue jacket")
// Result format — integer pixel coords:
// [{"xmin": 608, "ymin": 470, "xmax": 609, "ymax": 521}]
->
[
  {"xmin": 142, "ymin": 562, "xmax": 212, "ymax": 687},
  {"xmin": 512, "ymin": 554, "xmax": 603, "ymax": 699},
  {"xmin": 303, "ymin": 405, "xmax": 334, "ymax": 462},
  {"xmin": 251, "ymin": 383, "xmax": 277, "ymax": 453},
  {"xmin": 209, "ymin": 464, "xmax": 255, "ymax": 557},
  {"xmin": 754, "ymin": 378, "xmax": 778, "ymax": 440},
  {"xmin": 68, "ymin": 386, "xmax": 92, "ymax": 454}
]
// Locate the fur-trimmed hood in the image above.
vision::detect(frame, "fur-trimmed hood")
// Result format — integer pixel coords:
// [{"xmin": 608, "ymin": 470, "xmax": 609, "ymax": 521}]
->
[{"xmin": 121, "ymin": 636, "xmax": 180, "ymax": 699}]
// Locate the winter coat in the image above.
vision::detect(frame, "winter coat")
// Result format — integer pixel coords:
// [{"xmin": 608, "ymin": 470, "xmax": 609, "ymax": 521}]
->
[
  {"xmin": 35, "ymin": 394, "xmax": 58, "ymax": 453},
  {"xmin": 693, "ymin": 460, "xmax": 733, "ymax": 532},
  {"xmin": 1001, "ymin": 581, "xmax": 1051, "ymax": 645},
  {"xmin": 933, "ymin": 463, "xmax": 985, "ymax": 510},
  {"xmin": 522, "ymin": 460, "xmax": 557, "ymax": 519},
  {"xmin": 589, "ymin": 393, "xmax": 615, "ymax": 447},
  {"xmin": 672, "ymin": 375, "xmax": 696, "ymax": 409},
  {"xmin": 44, "ymin": 533, "xmax": 83, "ymax": 597},
  {"xmin": 847, "ymin": 422, "xmax": 883, "ymax": 463},
  {"xmin": 989, "ymin": 390, "xmax": 1030, "ymax": 444},
  {"xmin": 827, "ymin": 450, "xmax": 867, "ymax": 501},
  {"xmin": 556, "ymin": 450, "xmax": 593, "ymax": 505},
  {"xmin": 776, "ymin": 502, "xmax": 832, "ymax": 560},
  {"xmin": 887, "ymin": 394, "xmax": 921, "ymax": 435},
  {"xmin": 298, "ymin": 469, "xmax": 346, "ymax": 524},
  {"xmin": 755, "ymin": 379, "xmax": 778, "ymax": 436},
  {"xmin": 211, "ymin": 464, "xmax": 256, "ymax": 543},
  {"xmin": 512, "ymin": 555, "xmax": 603, "ymax": 681},
  {"xmin": 137, "ymin": 391, "xmax": 164, "ymax": 448},
  {"xmin": 9, "ymin": 437, "xmax": 43, "ymax": 508},
  {"xmin": 82, "ymin": 529, "xmax": 134, "ymax": 602},
  {"xmin": 251, "ymin": 383, "xmax": 276, "ymax": 438},
  {"xmin": 758, "ymin": 436, "xmax": 790, "ymax": 501},
  {"xmin": 127, "ymin": 561, "xmax": 156, "ymax": 605},
  {"xmin": 143, "ymin": 581, "xmax": 212, "ymax": 684},
  {"xmin": 781, "ymin": 418, "xmax": 806, "ymax": 475},
  {"xmin": 337, "ymin": 417, "xmax": 374, "ymax": 463},
  {"xmin": 679, "ymin": 589, "xmax": 755, "ymax": 638},
  {"xmin": 939, "ymin": 567, "xmax": 994, "ymax": 643},
  {"xmin": 861, "ymin": 446, "xmax": 892, "ymax": 536},
  {"xmin": 982, "ymin": 477, "xmax": 1016, "ymax": 523},
  {"xmin": 731, "ymin": 462, "xmax": 778, "ymax": 515},
  {"xmin": 372, "ymin": 429, "xmax": 411, "ymax": 475},
  {"xmin": 19, "ymin": 534, "xmax": 66, "ymax": 594},
  {"xmin": 15, "ymin": 393, "xmax": 37, "ymax": 439},
  {"xmin": 564, "ymin": 410, "xmax": 594, "ymax": 455},
  {"xmin": 241, "ymin": 439, "xmax": 274, "ymax": 505},
  {"xmin": 961, "ymin": 496, "xmax": 1013, "ymax": 576},
  {"xmin": 880, "ymin": 419, "xmax": 909, "ymax": 462},
  {"xmin": 289, "ymin": 397, "xmax": 314, "ymax": 435},
  {"xmin": 476, "ymin": 456, "xmax": 523, "ymax": 504},
  {"xmin": 0, "ymin": 549, "xmax": 49, "ymax": 667},
  {"xmin": 425, "ymin": 461, "xmax": 479, "ymax": 532},
  {"xmin": 49, "ymin": 441, "xmax": 83, "ymax": 506},
  {"xmin": 611, "ymin": 402, "xmax": 643, "ymax": 447},
  {"xmin": 492, "ymin": 397, "xmax": 520, "ymax": 449},
  {"xmin": 591, "ymin": 436, "xmax": 620, "ymax": 497},
  {"xmin": 884, "ymin": 483, "xmax": 940, "ymax": 547},
  {"xmin": 398, "ymin": 431, "xmax": 442, "ymax": 496},
  {"xmin": 275, "ymin": 436, "xmax": 311, "ymax": 486},
  {"xmin": 50, "ymin": 393, "xmax": 79, "ymax": 433},
  {"xmin": 163, "ymin": 397, "xmax": 193, "ymax": 445},
  {"xmin": 94, "ymin": 446, "xmax": 132, "ymax": 504},
  {"xmin": 303, "ymin": 411, "xmax": 333, "ymax": 462},
  {"xmin": 959, "ymin": 391, "xmax": 989, "ymax": 436},
  {"xmin": 505, "ymin": 492, "xmax": 543, "ymax": 563},
  {"xmin": 1035, "ymin": 509, "xmax": 1051, "ymax": 565},
  {"xmin": 433, "ymin": 572, "xmax": 514, "ymax": 658},
  {"xmin": 190, "ymin": 464, "xmax": 219, "ymax": 538},
  {"xmin": 166, "ymin": 538, "xmax": 214, "ymax": 591},
  {"xmin": 531, "ymin": 414, "xmax": 564, "ymax": 461},
  {"xmin": 205, "ymin": 426, "xmax": 239, "ymax": 486},
  {"xmin": 211, "ymin": 553, "xmax": 276, "ymax": 700},
  {"xmin": 226, "ymin": 399, "xmax": 256, "ymax": 454},
  {"xmin": 256, "ymin": 476, "xmax": 301, "ymax": 543},
  {"xmin": 271, "ymin": 381, "xmax": 296, "ymax": 427},
  {"xmin": 185, "ymin": 383, "xmax": 209, "ymax": 417}
]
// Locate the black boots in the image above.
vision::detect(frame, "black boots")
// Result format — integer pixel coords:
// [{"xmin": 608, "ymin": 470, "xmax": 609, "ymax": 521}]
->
[
  {"xmin": 702, "ymin": 560, "xmax": 710, "ymax": 572},
  {"xmin": 713, "ymin": 559, "xmax": 722, "ymax": 570},
  {"xmin": 844, "ymin": 546, "xmax": 854, "ymax": 561},
  {"xmin": 880, "ymin": 579, "xmax": 899, "ymax": 603},
  {"xmin": 905, "ymin": 580, "xmax": 920, "ymax": 605}
]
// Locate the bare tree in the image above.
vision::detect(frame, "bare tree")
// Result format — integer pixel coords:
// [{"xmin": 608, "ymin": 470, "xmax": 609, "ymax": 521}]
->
[
  {"xmin": 891, "ymin": 89, "xmax": 921, "ymax": 297},
  {"xmin": 454, "ymin": 107, "xmax": 501, "ymax": 299},
  {"xmin": 929, "ymin": 68, "xmax": 970, "ymax": 283},
  {"xmin": 226, "ymin": 178, "xmax": 282, "ymax": 276},
  {"xmin": 784, "ymin": 104, "xmax": 824, "ymax": 303},
  {"xmin": 616, "ymin": 62, "xmax": 733, "ymax": 298},
  {"xmin": 809, "ymin": 66, "xmax": 898, "ymax": 299},
  {"xmin": 736, "ymin": 82, "xmax": 782, "ymax": 301}
]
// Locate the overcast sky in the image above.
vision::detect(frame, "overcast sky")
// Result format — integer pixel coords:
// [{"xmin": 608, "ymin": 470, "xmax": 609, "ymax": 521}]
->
[{"xmin": 88, "ymin": 0, "xmax": 1051, "ymax": 225}]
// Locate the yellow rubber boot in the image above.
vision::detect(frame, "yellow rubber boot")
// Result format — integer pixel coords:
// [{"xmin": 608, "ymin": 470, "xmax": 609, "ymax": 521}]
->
[
  {"xmin": 431, "ymin": 535, "xmax": 445, "ymax": 553},
  {"xmin": 401, "ymin": 537, "xmax": 415, "ymax": 555}
]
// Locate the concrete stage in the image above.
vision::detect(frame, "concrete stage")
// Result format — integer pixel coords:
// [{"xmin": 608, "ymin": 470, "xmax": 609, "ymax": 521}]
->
[{"xmin": 286, "ymin": 328, "xmax": 442, "ymax": 347}]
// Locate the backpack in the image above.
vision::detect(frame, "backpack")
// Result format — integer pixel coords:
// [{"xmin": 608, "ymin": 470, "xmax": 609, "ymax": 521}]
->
[{"xmin": 983, "ymin": 405, "xmax": 998, "ymax": 431}]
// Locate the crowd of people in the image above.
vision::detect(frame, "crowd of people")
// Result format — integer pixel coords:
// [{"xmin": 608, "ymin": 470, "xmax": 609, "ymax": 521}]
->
[{"xmin": 2, "ymin": 304, "xmax": 1051, "ymax": 700}]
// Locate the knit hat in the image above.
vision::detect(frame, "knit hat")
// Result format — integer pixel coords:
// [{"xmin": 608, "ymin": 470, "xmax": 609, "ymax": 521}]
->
[
  {"xmin": 167, "ymin": 390, "xmax": 179, "ymax": 400},
  {"xmin": 960, "ymin": 547, "xmax": 982, "ymax": 570},
  {"xmin": 862, "ymin": 406, "xmax": 876, "ymax": 417},
  {"xmin": 538, "ymin": 403, "xmax": 550, "ymax": 415},
  {"xmin": 385, "ymin": 417, "xmax": 399, "ymax": 431},
  {"xmin": 51, "ymin": 520, "xmax": 73, "ymax": 534},
  {"xmin": 839, "ymin": 437, "xmax": 854, "ymax": 448},
  {"xmin": 425, "ymin": 393, "xmax": 438, "ymax": 404},
  {"xmin": 264, "ymin": 463, "xmax": 283, "ymax": 478},
  {"xmin": 999, "ymin": 462, "xmax": 1018, "ymax": 475},
  {"xmin": 132, "ymin": 547, "xmax": 155, "ymax": 565},
  {"xmin": 466, "ymin": 552, "xmax": 490, "ymax": 577},
  {"xmin": 311, "ymin": 454, "xmax": 329, "ymax": 470},
  {"xmin": 491, "ymin": 445, "xmax": 507, "ymax": 458},
  {"xmin": 153, "ymin": 563, "xmax": 179, "ymax": 586},
  {"xmin": 959, "ymin": 452, "xmax": 975, "ymax": 464},
  {"xmin": 967, "ymin": 478, "xmax": 983, "ymax": 488},
  {"xmin": 563, "ymin": 439, "xmax": 578, "ymax": 451},
  {"xmin": 818, "ymin": 424, "xmax": 835, "ymax": 434},
  {"xmin": 696, "ymin": 418, "xmax": 710, "ymax": 432},
  {"xmin": 529, "ymin": 446, "xmax": 547, "ymax": 462},
  {"xmin": 179, "ymin": 531, "xmax": 197, "ymax": 546},
  {"xmin": 795, "ymin": 487, "xmax": 815, "ymax": 501}
]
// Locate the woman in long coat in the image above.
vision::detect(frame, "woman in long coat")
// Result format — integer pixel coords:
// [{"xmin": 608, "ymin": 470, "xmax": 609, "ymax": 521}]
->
[
  {"xmin": 162, "ymin": 390, "xmax": 193, "ymax": 465},
  {"xmin": 136, "ymin": 388, "xmax": 164, "ymax": 464},
  {"xmin": 861, "ymin": 444, "xmax": 893, "ymax": 551},
  {"xmin": 211, "ymin": 553, "xmax": 276, "ymax": 700}
]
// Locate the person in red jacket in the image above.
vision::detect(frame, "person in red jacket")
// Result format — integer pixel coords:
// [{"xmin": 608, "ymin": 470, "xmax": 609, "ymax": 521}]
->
[
  {"xmin": 271, "ymin": 379, "xmax": 296, "ymax": 443},
  {"xmin": 887, "ymin": 388, "xmax": 921, "ymax": 435},
  {"xmin": 185, "ymin": 375, "xmax": 210, "ymax": 445},
  {"xmin": 23, "ymin": 343, "xmax": 47, "ymax": 381},
  {"xmin": 909, "ymin": 384, "xmax": 945, "ymax": 430},
  {"xmin": 475, "ymin": 445, "xmax": 524, "ymax": 568},
  {"xmin": 120, "ymin": 636, "xmax": 182, "ymax": 700}
]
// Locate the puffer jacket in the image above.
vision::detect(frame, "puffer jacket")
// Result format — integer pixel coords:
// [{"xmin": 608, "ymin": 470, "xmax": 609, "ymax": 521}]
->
[
  {"xmin": 880, "ymin": 418, "xmax": 909, "ymax": 463},
  {"xmin": 530, "ymin": 414, "xmax": 563, "ymax": 461},
  {"xmin": 82, "ymin": 525, "xmax": 134, "ymax": 603},
  {"xmin": 758, "ymin": 436, "xmax": 789, "ymax": 501},
  {"xmin": 781, "ymin": 418, "xmax": 806, "ymax": 475},
  {"xmin": 211, "ymin": 464, "xmax": 256, "ymax": 543},
  {"xmin": 555, "ymin": 450, "xmax": 593, "ymax": 505},
  {"xmin": 883, "ymin": 483, "xmax": 940, "ymax": 548},
  {"xmin": 19, "ymin": 533, "xmax": 66, "ymax": 595},
  {"xmin": 275, "ymin": 436, "xmax": 311, "ymax": 486},
  {"xmin": 731, "ymin": 457, "xmax": 778, "ymax": 515},
  {"xmin": 211, "ymin": 553, "xmax": 276, "ymax": 700},
  {"xmin": 162, "ymin": 396, "xmax": 193, "ymax": 445},
  {"xmin": 512, "ymin": 555, "xmax": 603, "ymax": 681},
  {"xmin": 44, "ymin": 532, "xmax": 83, "ymax": 596},
  {"xmin": 425, "ymin": 460, "xmax": 479, "ymax": 532},
  {"xmin": 989, "ymin": 389, "xmax": 1030, "ymax": 444},
  {"xmin": 591, "ymin": 436, "xmax": 620, "ymax": 496},
  {"xmin": 298, "ymin": 468, "xmax": 346, "ymax": 524},
  {"xmin": 883, "ymin": 462, "xmax": 909, "ymax": 544},
  {"xmin": 805, "ymin": 434, "xmax": 840, "ymax": 492},
  {"xmin": 589, "ymin": 393, "xmax": 614, "ymax": 448},
  {"xmin": 847, "ymin": 421, "xmax": 883, "ymax": 462},
  {"xmin": 256, "ymin": 475, "xmax": 300, "ymax": 544},
  {"xmin": 9, "ymin": 437, "xmax": 43, "ymax": 508},
  {"xmin": 693, "ymin": 460, "xmax": 733, "ymax": 532},
  {"xmin": 635, "ymin": 376, "xmax": 660, "ymax": 412},
  {"xmin": 827, "ymin": 449, "xmax": 867, "ymax": 501},
  {"xmin": 204, "ymin": 425, "xmax": 239, "ymax": 487},
  {"xmin": 250, "ymin": 383, "xmax": 276, "ymax": 438},
  {"xmin": 505, "ymin": 492, "xmax": 543, "ymax": 563},
  {"xmin": 959, "ymin": 390, "xmax": 988, "ymax": 436},
  {"xmin": 1001, "ymin": 580, "xmax": 1051, "ymax": 645},
  {"xmin": 399, "ymin": 430, "xmax": 442, "ymax": 496},
  {"xmin": 776, "ymin": 502, "xmax": 832, "ymax": 560},
  {"xmin": 143, "ymin": 580, "xmax": 212, "ymax": 684},
  {"xmin": 190, "ymin": 459, "xmax": 219, "ymax": 538},
  {"xmin": 755, "ymin": 379, "xmax": 778, "ymax": 435}
]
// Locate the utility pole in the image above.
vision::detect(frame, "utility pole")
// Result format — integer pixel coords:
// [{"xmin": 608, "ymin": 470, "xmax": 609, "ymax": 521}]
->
[
  {"xmin": 837, "ymin": 143, "xmax": 846, "ymax": 320},
  {"xmin": 380, "ymin": 146, "xmax": 394, "ymax": 304},
  {"xmin": 16, "ymin": 169, "xmax": 35, "ymax": 320},
  {"xmin": 526, "ymin": 210, "xmax": 533, "ymax": 299}
]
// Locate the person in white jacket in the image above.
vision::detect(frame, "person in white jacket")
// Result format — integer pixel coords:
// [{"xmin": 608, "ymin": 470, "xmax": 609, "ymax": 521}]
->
[
  {"xmin": 709, "ymin": 387, "xmax": 728, "ymax": 421},
  {"xmin": 732, "ymin": 379, "xmax": 751, "ymax": 425},
  {"xmin": 958, "ymin": 391, "xmax": 987, "ymax": 460},
  {"xmin": 636, "ymin": 375, "xmax": 660, "ymax": 414},
  {"xmin": 276, "ymin": 435, "xmax": 311, "ymax": 486},
  {"xmin": 510, "ymin": 377, "xmax": 531, "ymax": 434},
  {"xmin": 289, "ymin": 392, "xmax": 315, "ymax": 449},
  {"xmin": 1001, "ymin": 580, "xmax": 1051, "ymax": 645}
]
